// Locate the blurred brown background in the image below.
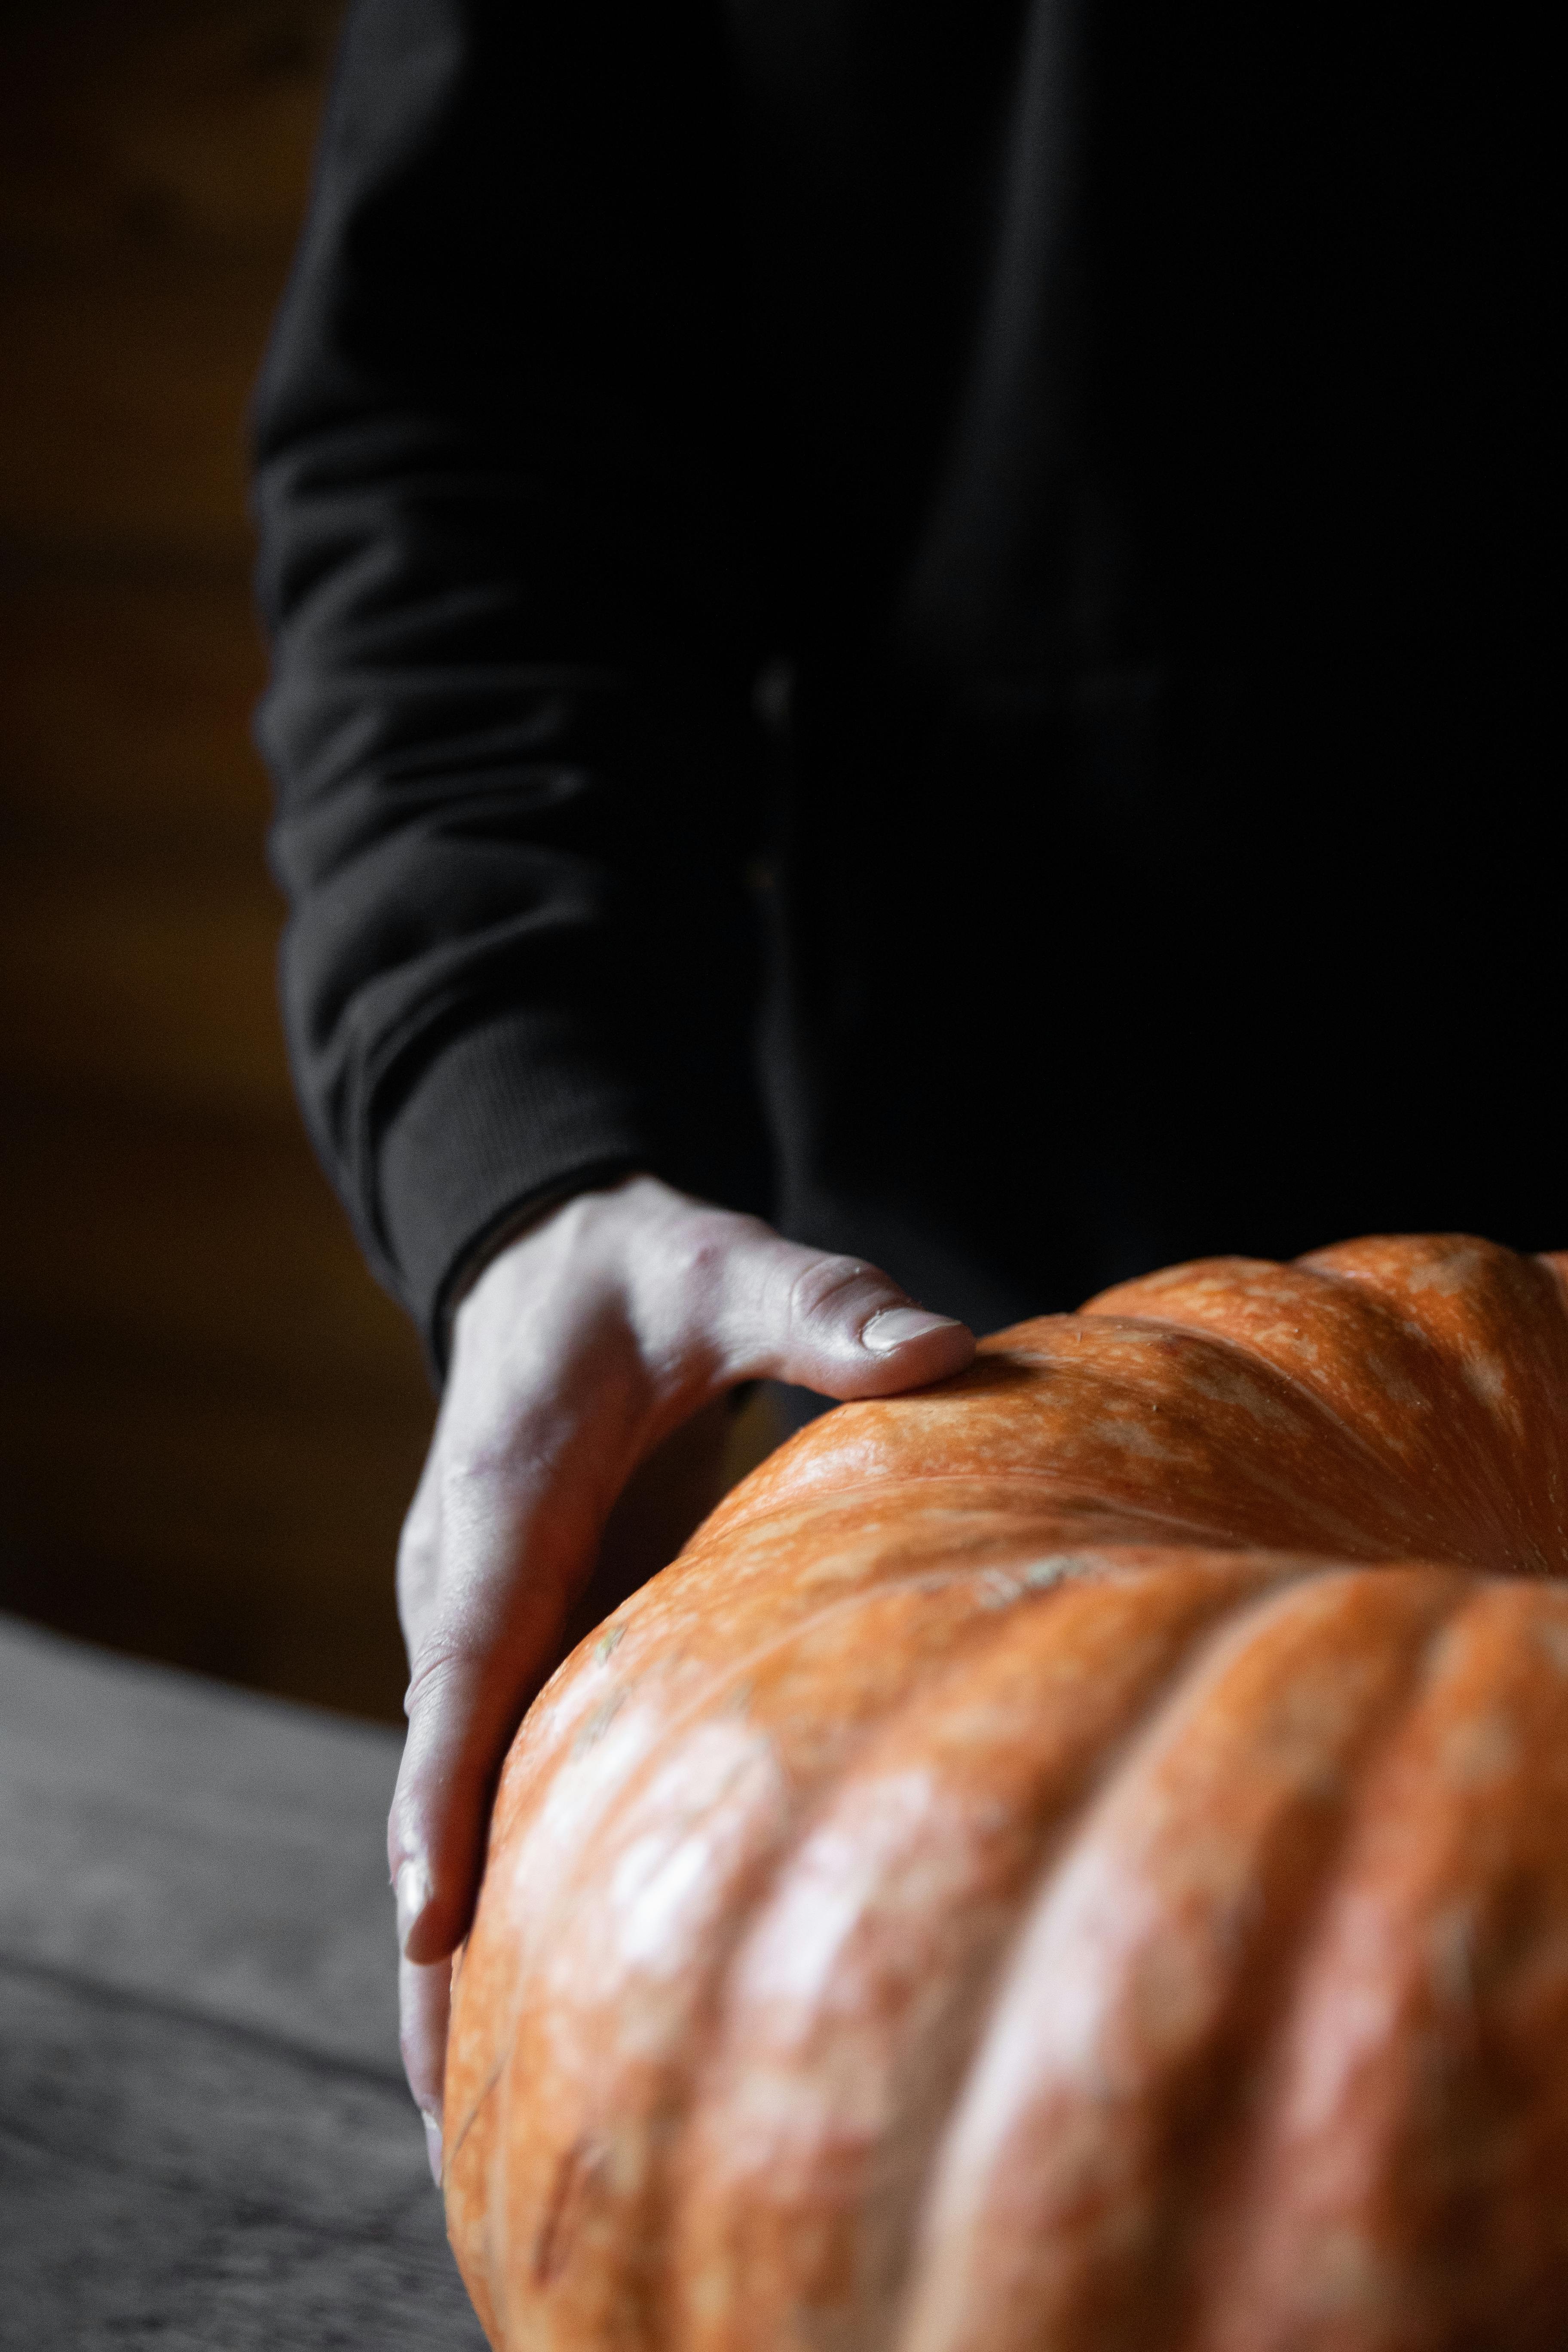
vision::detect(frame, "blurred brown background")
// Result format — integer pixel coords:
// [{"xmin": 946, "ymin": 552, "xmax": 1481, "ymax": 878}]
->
[{"xmin": 0, "ymin": 0, "xmax": 437, "ymax": 1721}]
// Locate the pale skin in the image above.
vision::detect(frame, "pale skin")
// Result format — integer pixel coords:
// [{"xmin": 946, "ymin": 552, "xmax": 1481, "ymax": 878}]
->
[{"xmin": 389, "ymin": 1172, "xmax": 976, "ymax": 2181}]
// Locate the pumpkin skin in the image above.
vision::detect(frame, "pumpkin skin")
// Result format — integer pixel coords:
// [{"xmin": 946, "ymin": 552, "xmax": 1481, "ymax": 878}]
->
[{"xmin": 443, "ymin": 1234, "xmax": 1568, "ymax": 2351}]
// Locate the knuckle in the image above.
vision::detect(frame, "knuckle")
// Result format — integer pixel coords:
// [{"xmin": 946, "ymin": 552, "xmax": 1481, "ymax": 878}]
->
[
  {"xmin": 436, "ymin": 1429, "xmax": 545, "ymax": 1528},
  {"xmin": 402, "ymin": 1626, "xmax": 482, "ymax": 1721},
  {"xmin": 784, "ymin": 1251, "xmax": 886, "ymax": 1329},
  {"xmin": 398, "ymin": 2015, "xmax": 441, "ymax": 2102},
  {"xmin": 664, "ymin": 1216, "xmax": 740, "ymax": 1304},
  {"xmin": 626, "ymin": 1208, "xmax": 750, "ymax": 1369},
  {"xmin": 438, "ymin": 1422, "xmax": 518, "ymax": 1489},
  {"xmin": 546, "ymin": 1187, "xmax": 599, "ymax": 1255},
  {"xmin": 395, "ymin": 1504, "xmax": 436, "ymax": 1587}
]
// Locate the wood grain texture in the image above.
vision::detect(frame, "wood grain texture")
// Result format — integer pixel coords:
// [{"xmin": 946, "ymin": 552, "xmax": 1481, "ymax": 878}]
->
[
  {"xmin": 4, "ymin": 1969, "xmax": 478, "ymax": 2352},
  {"xmin": 0, "ymin": 1612, "xmax": 402, "ymax": 2055},
  {"xmin": 0, "ymin": 1613, "xmax": 486, "ymax": 2348},
  {"xmin": 446, "ymin": 1235, "xmax": 1568, "ymax": 2352}
]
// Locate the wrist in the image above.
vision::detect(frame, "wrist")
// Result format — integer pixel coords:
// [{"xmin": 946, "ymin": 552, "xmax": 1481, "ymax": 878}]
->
[
  {"xmin": 444, "ymin": 1192, "xmax": 569, "ymax": 1330},
  {"xmin": 440, "ymin": 1172, "xmax": 655, "ymax": 1365}
]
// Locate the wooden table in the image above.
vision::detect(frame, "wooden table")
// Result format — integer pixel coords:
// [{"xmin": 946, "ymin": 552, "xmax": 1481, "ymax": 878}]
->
[{"xmin": 0, "ymin": 1614, "xmax": 488, "ymax": 2347}]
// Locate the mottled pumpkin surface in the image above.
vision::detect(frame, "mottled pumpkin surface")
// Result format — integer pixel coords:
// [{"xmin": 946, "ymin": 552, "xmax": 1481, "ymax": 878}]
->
[{"xmin": 444, "ymin": 1234, "xmax": 1568, "ymax": 2350}]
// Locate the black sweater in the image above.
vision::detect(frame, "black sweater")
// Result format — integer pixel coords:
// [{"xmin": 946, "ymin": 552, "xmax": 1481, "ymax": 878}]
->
[{"xmin": 254, "ymin": 0, "xmax": 1558, "ymax": 1368}]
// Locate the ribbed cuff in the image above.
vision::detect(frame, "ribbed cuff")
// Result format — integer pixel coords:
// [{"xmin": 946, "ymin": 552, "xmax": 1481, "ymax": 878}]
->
[{"xmin": 375, "ymin": 1005, "xmax": 650, "ymax": 1375}]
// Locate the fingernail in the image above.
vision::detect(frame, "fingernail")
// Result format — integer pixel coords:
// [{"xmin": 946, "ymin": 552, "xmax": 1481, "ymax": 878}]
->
[
  {"xmin": 861, "ymin": 1307, "xmax": 964, "ymax": 1354},
  {"xmin": 421, "ymin": 2108, "xmax": 444, "ymax": 2188},
  {"xmin": 395, "ymin": 1856, "xmax": 432, "ymax": 1950}
]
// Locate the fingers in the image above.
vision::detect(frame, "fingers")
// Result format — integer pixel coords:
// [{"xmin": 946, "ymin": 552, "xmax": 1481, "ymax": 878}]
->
[
  {"xmin": 388, "ymin": 1393, "xmax": 726, "ymax": 2148},
  {"xmin": 390, "ymin": 1432, "xmax": 601, "ymax": 1966},
  {"xmin": 392, "ymin": 1644, "xmax": 514, "ymax": 1968},
  {"xmin": 393, "ymin": 1430, "xmax": 444, "ymax": 1662},
  {"xmin": 702, "ymin": 1221, "xmax": 977, "ymax": 1397},
  {"xmin": 399, "ymin": 1950, "xmax": 451, "ymax": 2184},
  {"xmin": 381, "ymin": 1175, "xmax": 976, "ymax": 2152}
]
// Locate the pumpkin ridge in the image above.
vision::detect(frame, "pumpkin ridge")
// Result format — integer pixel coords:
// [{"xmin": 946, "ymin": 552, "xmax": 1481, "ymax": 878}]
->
[
  {"xmin": 895, "ymin": 1566, "xmax": 1471, "ymax": 2352},
  {"xmin": 446, "ymin": 1517, "xmax": 1120, "ymax": 2199},
  {"xmin": 692, "ymin": 1458, "xmax": 1448, "ymax": 1566},
  {"xmin": 1084, "ymin": 1243, "xmax": 1568, "ymax": 1576},
  {"xmin": 479, "ymin": 1565, "xmax": 1098, "ymax": 2346},
  {"xmin": 718, "ymin": 1324, "xmax": 1494, "ymax": 1568},
  {"xmin": 450, "ymin": 1569, "xmax": 1023, "ymax": 2203},
  {"xmin": 448, "ymin": 1236, "xmax": 1568, "ymax": 2348},
  {"xmin": 1033, "ymin": 1316, "xmax": 1500, "ymax": 1568},
  {"xmin": 665, "ymin": 1554, "xmax": 1308, "ymax": 2352},
  {"xmin": 1076, "ymin": 1277, "xmax": 1514, "ymax": 1571},
  {"xmin": 640, "ymin": 1564, "xmax": 1159, "ymax": 2350},
  {"xmin": 1076, "ymin": 1311, "xmax": 1489, "ymax": 1565},
  {"xmin": 1190, "ymin": 1577, "xmax": 1568, "ymax": 2349},
  {"xmin": 557, "ymin": 1542, "xmax": 1417, "ymax": 1876},
  {"xmin": 1167, "ymin": 1578, "xmax": 1494, "ymax": 2352},
  {"xmin": 685, "ymin": 1467, "xmax": 1275, "ymax": 1555},
  {"xmin": 538, "ymin": 1556, "xmax": 1303, "ymax": 2346},
  {"xmin": 1294, "ymin": 1240, "xmax": 1568, "ymax": 1577}
]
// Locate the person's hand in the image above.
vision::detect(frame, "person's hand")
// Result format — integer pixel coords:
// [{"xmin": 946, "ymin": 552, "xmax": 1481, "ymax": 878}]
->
[{"xmin": 388, "ymin": 1173, "xmax": 975, "ymax": 2181}]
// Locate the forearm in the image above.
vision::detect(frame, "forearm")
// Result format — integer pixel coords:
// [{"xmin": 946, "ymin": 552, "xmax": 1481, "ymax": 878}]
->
[{"xmin": 251, "ymin": 0, "xmax": 771, "ymax": 1361}]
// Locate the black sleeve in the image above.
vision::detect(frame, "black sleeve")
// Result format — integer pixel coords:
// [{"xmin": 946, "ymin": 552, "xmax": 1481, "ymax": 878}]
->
[{"xmin": 251, "ymin": 0, "xmax": 774, "ymax": 1370}]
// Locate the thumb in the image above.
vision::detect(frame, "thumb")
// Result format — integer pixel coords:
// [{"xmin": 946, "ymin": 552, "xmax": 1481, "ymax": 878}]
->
[{"xmin": 714, "ymin": 1226, "xmax": 976, "ymax": 1398}]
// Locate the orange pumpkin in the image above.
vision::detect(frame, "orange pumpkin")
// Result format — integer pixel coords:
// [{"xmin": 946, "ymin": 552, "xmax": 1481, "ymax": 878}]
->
[{"xmin": 444, "ymin": 1233, "xmax": 1568, "ymax": 2350}]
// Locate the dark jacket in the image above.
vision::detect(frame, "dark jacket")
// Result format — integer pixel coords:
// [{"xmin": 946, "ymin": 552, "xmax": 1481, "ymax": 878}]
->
[{"xmin": 254, "ymin": 0, "xmax": 1558, "ymax": 1368}]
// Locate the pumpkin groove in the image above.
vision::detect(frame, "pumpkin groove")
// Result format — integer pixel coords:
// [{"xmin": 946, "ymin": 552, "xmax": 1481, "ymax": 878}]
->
[
  {"xmin": 669, "ymin": 1555, "xmax": 1290, "ymax": 2348},
  {"xmin": 484, "ymin": 1568, "xmax": 1109, "ymax": 2349},
  {"xmin": 446, "ymin": 1236, "xmax": 1568, "ymax": 2349},
  {"xmin": 1193, "ymin": 1579, "xmax": 1568, "ymax": 2352},
  {"xmin": 896, "ymin": 1570, "xmax": 1470, "ymax": 2352}
]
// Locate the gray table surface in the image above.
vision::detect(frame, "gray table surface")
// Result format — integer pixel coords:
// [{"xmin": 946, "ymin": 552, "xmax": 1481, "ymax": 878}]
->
[{"xmin": 0, "ymin": 1614, "xmax": 489, "ymax": 2349}]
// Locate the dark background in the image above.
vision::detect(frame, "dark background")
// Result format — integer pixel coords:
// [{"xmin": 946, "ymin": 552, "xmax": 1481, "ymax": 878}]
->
[{"xmin": 0, "ymin": 0, "xmax": 438, "ymax": 1721}]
